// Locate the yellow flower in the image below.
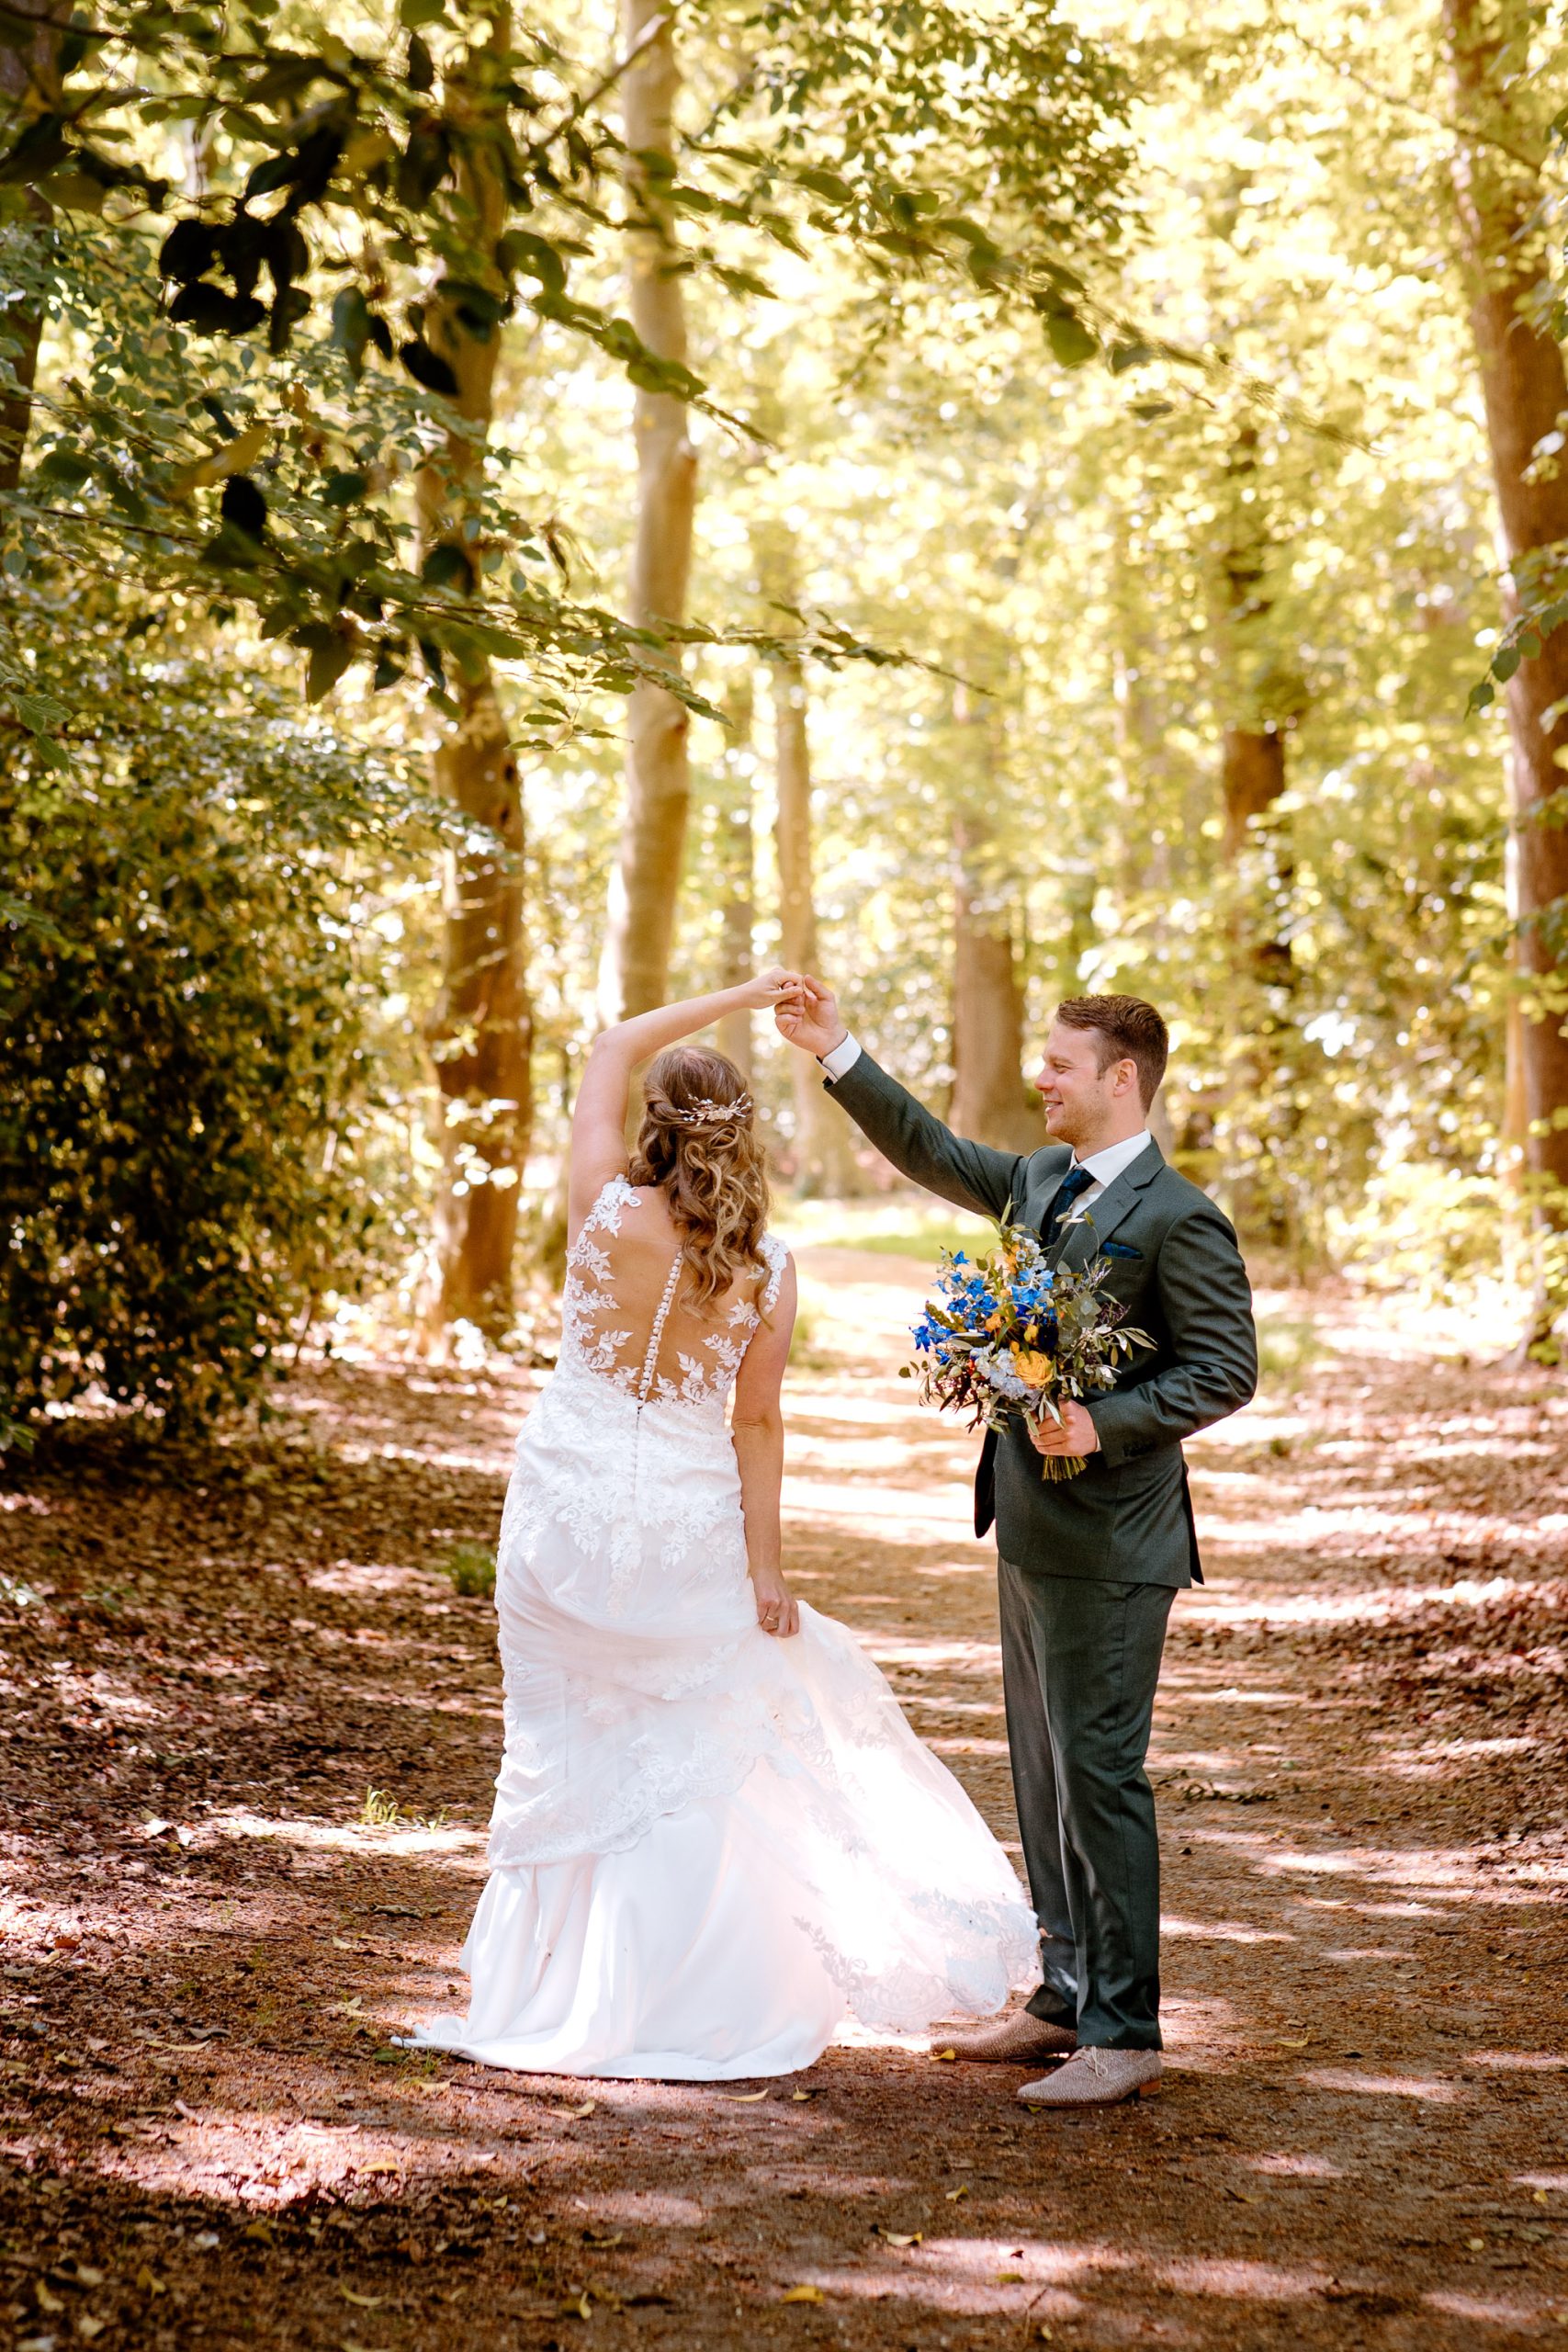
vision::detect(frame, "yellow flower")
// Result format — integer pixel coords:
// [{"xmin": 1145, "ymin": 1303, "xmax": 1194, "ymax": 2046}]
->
[
  {"xmin": 1010, "ymin": 1348, "xmax": 1055, "ymax": 1386},
  {"xmin": 985, "ymin": 1311, "xmax": 1003, "ymax": 1333}
]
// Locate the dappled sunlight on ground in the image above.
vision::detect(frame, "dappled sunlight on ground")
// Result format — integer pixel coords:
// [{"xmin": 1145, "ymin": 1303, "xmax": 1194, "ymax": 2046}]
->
[{"xmin": 1, "ymin": 1236, "xmax": 1565, "ymax": 2346}]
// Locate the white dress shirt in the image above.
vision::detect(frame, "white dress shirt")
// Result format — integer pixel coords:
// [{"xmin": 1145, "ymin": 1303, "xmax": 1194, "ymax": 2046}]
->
[{"xmin": 818, "ymin": 1032, "xmax": 1152, "ymax": 1216}]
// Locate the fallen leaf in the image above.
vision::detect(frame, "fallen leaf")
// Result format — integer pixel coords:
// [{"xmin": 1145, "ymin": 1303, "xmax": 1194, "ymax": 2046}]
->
[
  {"xmin": 1535, "ymin": 2190, "xmax": 1551, "ymax": 2205},
  {"xmin": 996, "ymin": 2268, "xmax": 1026, "ymax": 2281},
  {"xmin": 553, "ymin": 2100, "xmax": 595, "ymax": 2120},
  {"xmin": 790, "ymin": 2088, "xmax": 815, "ymax": 2102},
  {"xmin": 881, "ymin": 2232, "xmax": 921, "ymax": 2248},
  {"xmin": 1467, "ymin": 2237, "xmax": 1485, "ymax": 2252},
  {"xmin": 339, "ymin": 2289, "xmax": 386, "ymax": 2309},
  {"xmin": 931, "ymin": 2047, "xmax": 957, "ymax": 2062},
  {"xmin": 362, "ymin": 2161, "xmax": 400, "ymax": 2177},
  {"xmin": 37, "ymin": 2284, "xmax": 65, "ymax": 2313},
  {"xmin": 559, "ymin": 2292, "xmax": 592, "ymax": 2319},
  {"xmin": 1274, "ymin": 2036, "xmax": 1310, "ymax": 2051},
  {"xmin": 582, "ymin": 2231, "xmax": 623, "ymax": 2248},
  {"xmin": 721, "ymin": 2090, "xmax": 769, "ymax": 2103},
  {"xmin": 76, "ymin": 2319, "xmax": 107, "ymax": 2343},
  {"xmin": 243, "ymin": 2221, "xmax": 275, "ymax": 2245},
  {"xmin": 134, "ymin": 2266, "xmax": 166, "ymax": 2295},
  {"xmin": 944, "ymin": 2185, "xmax": 969, "ymax": 2202},
  {"xmin": 781, "ymin": 2284, "xmax": 824, "ymax": 2303}
]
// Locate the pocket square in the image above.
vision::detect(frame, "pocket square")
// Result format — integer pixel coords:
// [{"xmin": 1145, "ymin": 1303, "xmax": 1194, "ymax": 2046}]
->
[{"xmin": 1103, "ymin": 1239, "xmax": 1143, "ymax": 1260}]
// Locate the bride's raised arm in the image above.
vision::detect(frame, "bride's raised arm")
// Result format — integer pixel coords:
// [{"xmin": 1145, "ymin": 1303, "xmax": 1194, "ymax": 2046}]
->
[{"xmin": 568, "ymin": 970, "xmax": 801, "ymax": 1228}]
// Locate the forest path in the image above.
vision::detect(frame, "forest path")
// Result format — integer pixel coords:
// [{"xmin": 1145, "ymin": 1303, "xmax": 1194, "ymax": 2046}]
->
[{"xmin": 1, "ymin": 1244, "xmax": 1566, "ymax": 2351}]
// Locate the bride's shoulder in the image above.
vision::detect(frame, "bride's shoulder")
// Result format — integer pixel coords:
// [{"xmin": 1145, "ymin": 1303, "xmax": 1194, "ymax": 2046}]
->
[
  {"xmin": 570, "ymin": 1170, "xmax": 642, "ymax": 1249},
  {"xmin": 757, "ymin": 1229, "xmax": 792, "ymax": 1310}
]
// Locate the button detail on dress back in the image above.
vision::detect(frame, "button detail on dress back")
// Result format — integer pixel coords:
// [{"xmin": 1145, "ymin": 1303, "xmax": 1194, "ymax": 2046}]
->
[{"xmin": 637, "ymin": 1251, "xmax": 684, "ymax": 1402}]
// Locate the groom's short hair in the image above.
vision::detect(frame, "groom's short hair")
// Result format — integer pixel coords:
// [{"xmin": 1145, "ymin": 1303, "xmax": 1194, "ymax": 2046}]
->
[{"xmin": 1055, "ymin": 995, "xmax": 1168, "ymax": 1108}]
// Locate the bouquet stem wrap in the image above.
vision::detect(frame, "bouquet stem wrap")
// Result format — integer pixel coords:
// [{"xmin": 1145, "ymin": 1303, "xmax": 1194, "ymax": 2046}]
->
[{"xmin": 904, "ymin": 1217, "xmax": 1151, "ymax": 1484}]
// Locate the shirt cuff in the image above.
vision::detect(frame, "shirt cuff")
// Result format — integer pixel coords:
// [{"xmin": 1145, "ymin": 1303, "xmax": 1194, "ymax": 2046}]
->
[{"xmin": 818, "ymin": 1033, "xmax": 863, "ymax": 1082}]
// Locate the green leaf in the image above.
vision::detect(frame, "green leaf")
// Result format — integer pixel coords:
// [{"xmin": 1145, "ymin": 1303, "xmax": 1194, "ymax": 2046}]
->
[
  {"xmin": 798, "ymin": 168, "xmax": 853, "ymax": 205},
  {"xmin": 12, "ymin": 692, "xmax": 68, "ymax": 733},
  {"xmin": 1492, "ymin": 645, "xmax": 1521, "ymax": 684},
  {"xmin": 499, "ymin": 230, "xmax": 568, "ymax": 296},
  {"xmin": 399, "ymin": 0, "xmax": 446, "ymax": 28},
  {"xmin": 321, "ymin": 469, "xmax": 369, "ymax": 508},
  {"xmin": 1045, "ymin": 310, "xmax": 1098, "ymax": 368},
  {"xmin": 306, "ymin": 633, "xmax": 356, "ymax": 702},
  {"xmin": 38, "ymin": 447, "xmax": 94, "ymax": 489}
]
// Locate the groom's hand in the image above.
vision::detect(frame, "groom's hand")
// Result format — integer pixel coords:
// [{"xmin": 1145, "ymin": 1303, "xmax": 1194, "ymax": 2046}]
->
[
  {"xmin": 1030, "ymin": 1401, "xmax": 1100, "ymax": 1457},
  {"xmin": 774, "ymin": 974, "xmax": 848, "ymax": 1059}
]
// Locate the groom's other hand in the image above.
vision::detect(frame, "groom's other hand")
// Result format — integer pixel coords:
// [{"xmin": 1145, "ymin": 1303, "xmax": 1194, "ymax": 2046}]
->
[
  {"xmin": 1029, "ymin": 1401, "xmax": 1100, "ymax": 1457},
  {"xmin": 775, "ymin": 974, "xmax": 848, "ymax": 1059}
]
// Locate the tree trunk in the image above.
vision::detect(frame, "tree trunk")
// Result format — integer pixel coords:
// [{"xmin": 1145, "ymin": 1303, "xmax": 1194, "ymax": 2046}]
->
[
  {"xmin": 597, "ymin": 0, "xmax": 697, "ymax": 1025},
  {"xmin": 0, "ymin": 0, "xmax": 67, "ymax": 494},
  {"xmin": 1445, "ymin": 0, "xmax": 1568, "ymax": 1334},
  {"xmin": 418, "ymin": 12, "xmax": 531, "ymax": 1340},
  {"xmin": 714, "ymin": 671, "xmax": 756, "ymax": 1077},
  {"xmin": 948, "ymin": 682, "xmax": 1044, "ymax": 1151},
  {"xmin": 753, "ymin": 516, "xmax": 860, "ymax": 1193}
]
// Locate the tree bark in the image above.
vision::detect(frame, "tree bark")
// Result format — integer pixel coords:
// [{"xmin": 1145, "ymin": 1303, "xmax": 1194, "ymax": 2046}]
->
[
  {"xmin": 753, "ymin": 516, "xmax": 860, "ymax": 1193},
  {"xmin": 714, "ymin": 671, "xmax": 756, "ymax": 1077},
  {"xmin": 418, "ymin": 11, "xmax": 531, "ymax": 1340},
  {"xmin": 0, "ymin": 0, "xmax": 67, "ymax": 494},
  {"xmin": 597, "ymin": 0, "xmax": 697, "ymax": 1024},
  {"xmin": 949, "ymin": 684, "xmax": 1044, "ymax": 1151},
  {"xmin": 1445, "ymin": 0, "xmax": 1568, "ymax": 1292}
]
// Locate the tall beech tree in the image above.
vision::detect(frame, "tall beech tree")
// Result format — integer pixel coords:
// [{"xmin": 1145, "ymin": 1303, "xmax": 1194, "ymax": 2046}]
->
[
  {"xmin": 598, "ymin": 0, "xmax": 698, "ymax": 1026},
  {"xmin": 948, "ymin": 678, "xmax": 1044, "ymax": 1151},
  {"xmin": 1444, "ymin": 0, "xmax": 1568, "ymax": 1320},
  {"xmin": 751, "ymin": 510, "xmax": 861, "ymax": 1190},
  {"xmin": 417, "ymin": 11, "xmax": 531, "ymax": 1339}
]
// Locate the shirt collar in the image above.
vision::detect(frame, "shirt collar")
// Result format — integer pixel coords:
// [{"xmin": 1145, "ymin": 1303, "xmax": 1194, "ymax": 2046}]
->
[{"xmin": 1072, "ymin": 1129, "xmax": 1154, "ymax": 1187}]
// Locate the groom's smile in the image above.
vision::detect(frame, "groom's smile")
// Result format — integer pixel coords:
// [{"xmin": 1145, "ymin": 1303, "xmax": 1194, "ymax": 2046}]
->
[{"xmin": 1033, "ymin": 1018, "xmax": 1145, "ymax": 1156}]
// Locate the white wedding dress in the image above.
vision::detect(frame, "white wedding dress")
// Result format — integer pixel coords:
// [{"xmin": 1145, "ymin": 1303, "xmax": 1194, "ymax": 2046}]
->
[{"xmin": 408, "ymin": 1175, "xmax": 1036, "ymax": 2080}]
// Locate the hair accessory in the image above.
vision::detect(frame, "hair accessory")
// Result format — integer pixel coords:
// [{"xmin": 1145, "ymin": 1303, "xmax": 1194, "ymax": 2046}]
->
[{"xmin": 671, "ymin": 1092, "xmax": 752, "ymax": 1125}]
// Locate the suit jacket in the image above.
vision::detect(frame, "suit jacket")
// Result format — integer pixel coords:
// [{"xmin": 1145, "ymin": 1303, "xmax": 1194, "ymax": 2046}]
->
[{"xmin": 825, "ymin": 1050, "xmax": 1258, "ymax": 1587}]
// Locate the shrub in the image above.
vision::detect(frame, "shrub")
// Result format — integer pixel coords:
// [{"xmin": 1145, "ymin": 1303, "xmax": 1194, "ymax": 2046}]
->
[{"xmin": 0, "ymin": 586, "xmax": 423, "ymax": 1435}]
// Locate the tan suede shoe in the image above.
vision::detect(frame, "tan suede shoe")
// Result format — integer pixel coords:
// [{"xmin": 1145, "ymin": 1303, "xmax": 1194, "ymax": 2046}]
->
[
  {"xmin": 1017, "ymin": 2047, "xmax": 1162, "ymax": 2107},
  {"xmin": 930, "ymin": 2011, "xmax": 1077, "ymax": 2065}
]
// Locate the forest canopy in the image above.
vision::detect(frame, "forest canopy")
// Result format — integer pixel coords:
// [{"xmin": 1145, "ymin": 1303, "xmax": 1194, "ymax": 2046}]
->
[{"xmin": 6, "ymin": 0, "xmax": 1568, "ymax": 1425}]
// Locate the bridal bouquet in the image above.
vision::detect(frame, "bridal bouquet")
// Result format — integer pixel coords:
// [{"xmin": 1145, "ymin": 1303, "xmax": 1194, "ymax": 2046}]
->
[{"xmin": 906, "ymin": 1218, "xmax": 1150, "ymax": 1482}]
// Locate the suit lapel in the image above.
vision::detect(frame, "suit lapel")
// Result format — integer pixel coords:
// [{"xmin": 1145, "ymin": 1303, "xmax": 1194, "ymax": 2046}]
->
[{"xmin": 1049, "ymin": 1139, "xmax": 1166, "ymax": 1271}]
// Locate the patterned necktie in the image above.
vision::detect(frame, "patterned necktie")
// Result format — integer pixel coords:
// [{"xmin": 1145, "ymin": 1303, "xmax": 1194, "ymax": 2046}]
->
[{"xmin": 1042, "ymin": 1163, "xmax": 1095, "ymax": 1250}]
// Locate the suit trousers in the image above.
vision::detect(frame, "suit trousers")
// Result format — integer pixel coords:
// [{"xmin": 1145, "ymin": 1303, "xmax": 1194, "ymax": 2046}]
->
[{"xmin": 998, "ymin": 1559, "xmax": 1174, "ymax": 2051}]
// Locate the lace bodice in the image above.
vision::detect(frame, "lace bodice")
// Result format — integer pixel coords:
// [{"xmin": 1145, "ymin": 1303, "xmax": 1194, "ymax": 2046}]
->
[{"xmin": 560, "ymin": 1175, "xmax": 788, "ymax": 1420}]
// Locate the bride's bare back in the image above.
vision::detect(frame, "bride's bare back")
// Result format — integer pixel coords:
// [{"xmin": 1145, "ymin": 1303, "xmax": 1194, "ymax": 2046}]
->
[{"xmin": 565, "ymin": 1177, "xmax": 786, "ymax": 1417}]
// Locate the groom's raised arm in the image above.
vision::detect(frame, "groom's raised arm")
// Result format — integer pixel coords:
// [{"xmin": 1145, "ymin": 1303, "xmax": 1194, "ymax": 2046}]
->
[{"xmin": 826, "ymin": 1046, "xmax": 1025, "ymax": 1225}]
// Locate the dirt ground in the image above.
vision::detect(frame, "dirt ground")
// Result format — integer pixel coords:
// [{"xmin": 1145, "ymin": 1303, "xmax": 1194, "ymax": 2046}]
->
[{"xmin": 2, "ymin": 1240, "xmax": 1566, "ymax": 2352}]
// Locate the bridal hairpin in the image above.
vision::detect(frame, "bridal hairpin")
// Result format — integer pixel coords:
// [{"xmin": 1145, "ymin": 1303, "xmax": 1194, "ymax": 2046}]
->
[{"xmin": 671, "ymin": 1094, "xmax": 752, "ymax": 1125}]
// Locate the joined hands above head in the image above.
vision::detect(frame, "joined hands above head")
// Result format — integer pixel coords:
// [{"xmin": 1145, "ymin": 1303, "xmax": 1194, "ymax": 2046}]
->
[{"xmin": 773, "ymin": 974, "xmax": 848, "ymax": 1060}]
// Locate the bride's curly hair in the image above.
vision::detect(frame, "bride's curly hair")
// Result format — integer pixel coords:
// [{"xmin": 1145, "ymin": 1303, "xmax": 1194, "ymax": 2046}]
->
[{"xmin": 629, "ymin": 1045, "xmax": 770, "ymax": 1310}]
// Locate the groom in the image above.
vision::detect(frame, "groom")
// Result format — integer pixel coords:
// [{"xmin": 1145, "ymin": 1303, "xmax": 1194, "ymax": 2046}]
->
[{"xmin": 777, "ymin": 984, "xmax": 1257, "ymax": 2108}]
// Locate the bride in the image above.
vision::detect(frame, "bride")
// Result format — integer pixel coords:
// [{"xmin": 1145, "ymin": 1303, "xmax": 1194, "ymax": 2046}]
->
[{"xmin": 408, "ymin": 973, "xmax": 1036, "ymax": 2080}]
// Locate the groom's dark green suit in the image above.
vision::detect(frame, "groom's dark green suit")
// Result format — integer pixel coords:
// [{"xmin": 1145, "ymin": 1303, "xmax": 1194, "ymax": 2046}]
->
[{"xmin": 822, "ymin": 1048, "xmax": 1258, "ymax": 2051}]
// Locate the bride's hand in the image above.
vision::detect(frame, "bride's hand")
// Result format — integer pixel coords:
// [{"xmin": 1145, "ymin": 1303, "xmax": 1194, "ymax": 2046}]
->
[
  {"xmin": 752, "ymin": 1571, "xmax": 800, "ymax": 1638},
  {"xmin": 738, "ymin": 967, "xmax": 805, "ymax": 1013}
]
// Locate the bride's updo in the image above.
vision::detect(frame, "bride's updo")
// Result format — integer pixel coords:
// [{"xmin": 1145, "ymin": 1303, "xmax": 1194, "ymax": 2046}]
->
[{"xmin": 629, "ymin": 1045, "xmax": 770, "ymax": 1310}]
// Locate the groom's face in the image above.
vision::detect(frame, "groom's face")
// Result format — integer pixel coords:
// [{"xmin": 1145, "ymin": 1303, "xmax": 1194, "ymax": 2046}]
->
[{"xmin": 1034, "ymin": 1020, "xmax": 1129, "ymax": 1147}]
